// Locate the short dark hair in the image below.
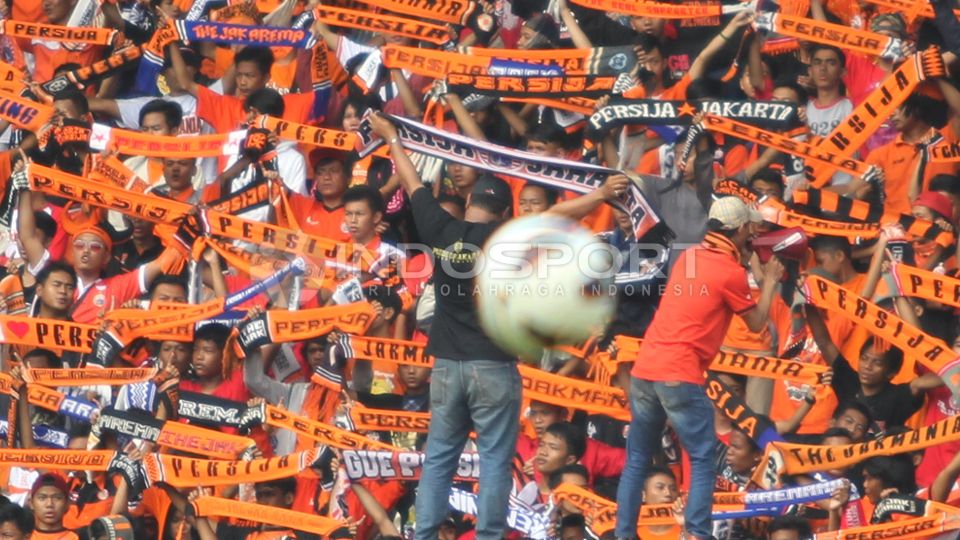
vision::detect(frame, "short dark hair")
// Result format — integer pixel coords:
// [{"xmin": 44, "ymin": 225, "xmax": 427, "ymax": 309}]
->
[
  {"xmin": 749, "ymin": 168, "xmax": 785, "ymax": 197},
  {"xmin": 544, "ymin": 422, "xmax": 586, "ymax": 460},
  {"xmin": 0, "ymin": 503, "xmax": 33, "ymax": 535},
  {"xmin": 342, "ymin": 184, "xmax": 385, "ymax": 215},
  {"xmin": 862, "ymin": 455, "xmax": 917, "ymax": 494},
  {"xmin": 436, "ymin": 192, "xmax": 466, "ymax": 213},
  {"xmin": 902, "ymin": 93, "xmax": 949, "ymax": 129},
  {"xmin": 363, "ymin": 285, "xmax": 401, "ymax": 321},
  {"xmin": 809, "ymin": 44, "xmax": 846, "ymax": 67},
  {"xmin": 139, "ymin": 99, "xmax": 183, "ymax": 131},
  {"xmin": 255, "ymin": 477, "xmax": 297, "ymax": 495},
  {"xmin": 930, "ymin": 174, "xmax": 960, "ymax": 195},
  {"xmin": 52, "ymin": 88, "xmax": 89, "ymax": 116},
  {"xmin": 643, "ymin": 465, "xmax": 677, "ymax": 484},
  {"xmin": 833, "ymin": 400, "xmax": 874, "ymax": 428},
  {"xmin": 772, "ymin": 80, "xmax": 809, "ymax": 104},
  {"xmin": 520, "ymin": 182, "xmax": 559, "ymax": 207},
  {"xmin": 148, "ymin": 274, "xmax": 188, "ymax": 299},
  {"xmin": 809, "ymin": 235, "xmax": 852, "ymax": 259},
  {"xmin": 34, "ymin": 211, "xmax": 57, "ymax": 242},
  {"xmin": 767, "ymin": 515, "xmax": 812, "ymax": 539},
  {"xmin": 547, "ymin": 463, "xmax": 590, "ymax": 489},
  {"xmin": 560, "ymin": 513, "xmax": 586, "ymax": 530},
  {"xmin": 194, "ymin": 323, "xmax": 232, "ymax": 350},
  {"xmin": 525, "ymin": 122, "xmax": 567, "ymax": 148},
  {"xmin": 234, "ymin": 46, "xmax": 274, "ymax": 76},
  {"xmin": 36, "ymin": 261, "xmax": 76, "ymax": 287},
  {"xmin": 23, "ymin": 348, "xmax": 60, "ymax": 368},
  {"xmin": 859, "ymin": 337, "xmax": 904, "ymax": 375},
  {"xmin": 245, "ymin": 88, "xmax": 285, "ymax": 117}
]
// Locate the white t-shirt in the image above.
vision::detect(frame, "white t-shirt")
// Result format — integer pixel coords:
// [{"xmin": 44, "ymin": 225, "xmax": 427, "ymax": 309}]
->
[{"xmin": 807, "ymin": 97, "xmax": 855, "ymax": 185}]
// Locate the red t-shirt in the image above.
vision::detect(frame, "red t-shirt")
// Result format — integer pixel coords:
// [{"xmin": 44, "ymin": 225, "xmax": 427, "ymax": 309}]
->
[
  {"xmin": 632, "ymin": 238, "xmax": 756, "ymax": 385},
  {"xmin": 71, "ymin": 268, "xmax": 145, "ymax": 325},
  {"xmin": 180, "ymin": 368, "xmax": 250, "ymax": 403}
]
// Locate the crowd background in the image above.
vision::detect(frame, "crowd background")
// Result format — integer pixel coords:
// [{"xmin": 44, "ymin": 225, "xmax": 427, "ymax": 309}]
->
[{"xmin": 0, "ymin": 0, "xmax": 960, "ymax": 538}]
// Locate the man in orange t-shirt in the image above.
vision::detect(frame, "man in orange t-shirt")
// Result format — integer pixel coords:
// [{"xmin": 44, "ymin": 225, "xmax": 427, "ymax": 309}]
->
[
  {"xmin": 615, "ymin": 197, "xmax": 784, "ymax": 540},
  {"xmin": 288, "ymin": 152, "xmax": 352, "ymax": 243},
  {"xmin": 168, "ymin": 44, "xmax": 326, "ymax": 134},
  {"xmin": 852, "ymin": 93, "xmax": 959, "ymax": 215}
]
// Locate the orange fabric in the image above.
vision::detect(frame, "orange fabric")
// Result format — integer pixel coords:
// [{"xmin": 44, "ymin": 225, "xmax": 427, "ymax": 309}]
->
[
  {"xmin": 30, "ymin": 530, "xmax": 80, "ymax": 540},
  {"xmin": 632, "ymin": 234, "xmax": 755, "ymax": 385},
  {"xmin": 865, "ymin": 133, "xmax": 959, "ymax": 216},
  {"xmin": 287, "ymin": 194, "xmax": 350, "ymax": 242},
  {"xmin": 723, "ymin": 289, "xmax": 789, "ymax": 353}
]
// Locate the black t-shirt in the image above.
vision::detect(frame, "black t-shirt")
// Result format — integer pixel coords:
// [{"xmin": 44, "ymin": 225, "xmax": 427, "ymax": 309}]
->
[
  {"xmin": 830, "ymin": 353, "xmax": 924, "ymax": 430},
  {"xmin": 410, "ymin": 187, "xmax": 514, "ymax": 362}
]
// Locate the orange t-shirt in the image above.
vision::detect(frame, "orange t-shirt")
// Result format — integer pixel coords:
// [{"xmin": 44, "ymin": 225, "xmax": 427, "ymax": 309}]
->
[
  {"xmin": 196, "ymin": 85, "xmax": 319, "ymax": 134},
  {"xmin": 29, "ymin": 41, "xmax": 103, "ymax": 83},
  {"xmin": 865, "ymin": 132, "xmax": 959, "ymax": 216},
  {"xmin": 30, "ymin": 529, "xmax": 80, "ymax": 540},
  {"xmin": 632, "ymin": 236, "xmax": 756, "ymax": 385},
  {"xmin": 288, "ymin": 194, "xmax": 350, "ymax": 242}
]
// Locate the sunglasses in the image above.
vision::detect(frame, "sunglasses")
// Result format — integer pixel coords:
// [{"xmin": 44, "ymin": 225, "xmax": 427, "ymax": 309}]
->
[{"xmin": 73, "ymin": 240, "xmax": 105, "ymax": 252}]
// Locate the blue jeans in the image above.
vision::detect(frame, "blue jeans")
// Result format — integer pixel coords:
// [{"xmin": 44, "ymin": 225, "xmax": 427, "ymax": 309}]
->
[
  {"xmin": 414, "ymin": 359, "xmax": 521, "ymax": 540},
  {"xmin": 615, "ymin": 377, "xmax": 716, "ymax": 539}
]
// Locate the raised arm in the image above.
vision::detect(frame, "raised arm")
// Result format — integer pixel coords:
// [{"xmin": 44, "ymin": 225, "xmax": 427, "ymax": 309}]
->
[
  {"xmin": 17, "ymin": 189, "xmax": 47, "ymax": 271},
  {"xmin": 739, "ymin": 257, "xmax": 785, "ymax": 332},
  {"xmin": 166, "ymin": 43, "xmax": 198, "ymax": 96},
  {"xmin": 801, "ymin": 304, "xmax": 840, "ymax": 364},
  {"xmin": 547, "ymin": 175, "xmax": 628, "ymax": 220},
  {"xmin": 557, "ymin": 0, "xmax": 593, "ymax": 49},
  {"xmin": 369, "ymin": 113, "xmax": 425, "ymax": 196},
  {"xmin": 688, "ymin": 11, "xmax": 755, "ymax": 81}
]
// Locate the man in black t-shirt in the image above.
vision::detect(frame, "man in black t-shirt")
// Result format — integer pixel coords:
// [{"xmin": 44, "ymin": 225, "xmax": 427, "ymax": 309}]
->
[
  {"xmin": 369, "ymin": 114, "xmax": 521, "ymax": 540},
  {"xmin": 804, "ymin": 304, "xmax": 943, "ymax": 431}
]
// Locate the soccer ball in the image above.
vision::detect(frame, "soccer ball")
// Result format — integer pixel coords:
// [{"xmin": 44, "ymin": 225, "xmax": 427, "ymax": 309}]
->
[{"xmin": 476, "ymin": 214, "xmax": 617, "ymax": 360}]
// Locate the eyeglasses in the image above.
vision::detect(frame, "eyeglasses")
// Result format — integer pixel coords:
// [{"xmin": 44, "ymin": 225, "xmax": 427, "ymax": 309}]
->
[{"xmin": 73, "ymin": 240, "xmax": 105, "ymax": 252}]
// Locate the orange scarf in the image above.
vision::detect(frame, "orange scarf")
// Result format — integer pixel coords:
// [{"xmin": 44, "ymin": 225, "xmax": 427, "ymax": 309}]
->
[
  {"xmin": 190, "ymin": 496, "xmax": 346, "ymax": 536},
  {"xmin": 0, "ymin": 92, "xmax": 53, "ymax": 131}
]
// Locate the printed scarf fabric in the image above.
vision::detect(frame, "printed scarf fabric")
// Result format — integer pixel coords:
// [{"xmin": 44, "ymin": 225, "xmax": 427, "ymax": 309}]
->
[
  {"xmin": 447, "ymin": 73, "xmax": 631, "ymax": 99},
  {"xmin": 0, "ymin": 92, "xmax": 53, "ymax": 131},
  {"xmin": 308, "ymin": 6, "xmax": 451, "ymax": 45},
  {"xmin": 350, "ymin": 0, "xmax": 477, "ymax": 24},
  {"xmin": 88, "ymin": 123, "xmax": 246, "ymax": 158},
  {"xmin": 381, "ymin": 44, "xmax": 636, "ymax": 78},
  {"xmin": 360, "ymin": 114, "xmax": 664, "ymax": 241},
  {"xmin": 587, "ymin": 98, "xmax": 799, "ymax": 139},
  {"xmin": 753, "ymin": 12, "xmax": 906, "ymax": 60},
  {"xmin": 143, "ymin": 447, "xmax": 327, "ymax": 487},
  {"xmin": 173, "ymin": 20, "xmax": 316, "ymax": 48},
  {"xmin": 766, "ymin": 413, "xmax": 960, "ymax": 474},
  {"xmin": 92, "ymin": 407, "xmax": 255, "ymax": 459},
  {"xmin": 190, "ymin": 496, "xmax": 346, "ymax": 536},
  {"xmin": 340, "ymin": 449, "xmax": 479, "ymax": 481},
  {"xmin": 700, "ymin": 114, "xmax": 874, "ymax": 179},
  {"xmin": 0, "ymin": 21, "xmax": 118, "ymax": 46}
]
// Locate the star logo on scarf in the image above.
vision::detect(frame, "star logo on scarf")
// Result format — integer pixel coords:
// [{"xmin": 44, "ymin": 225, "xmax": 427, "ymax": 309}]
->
[{"xmin": 678, "ymin": 103, "xmax": 697, "ymax": 117}]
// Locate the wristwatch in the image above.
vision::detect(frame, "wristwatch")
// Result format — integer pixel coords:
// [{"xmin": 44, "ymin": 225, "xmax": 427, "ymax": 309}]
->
[{"xmin": 804, "ymin": 394, "xmax": 816, "ymax": 405}]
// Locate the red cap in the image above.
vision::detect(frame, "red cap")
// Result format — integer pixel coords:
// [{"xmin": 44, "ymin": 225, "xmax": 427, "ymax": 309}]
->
[
  {"xmin": 914, "ymin": 191, "xmax": 953, "ymax": 221},
  {"xmin": 751, "ymin": 227, "xmax": 809, "ymax": 264},
  {"xmin": 30, "ymin": 472, "xmax": 69, "ymax": 497}
]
